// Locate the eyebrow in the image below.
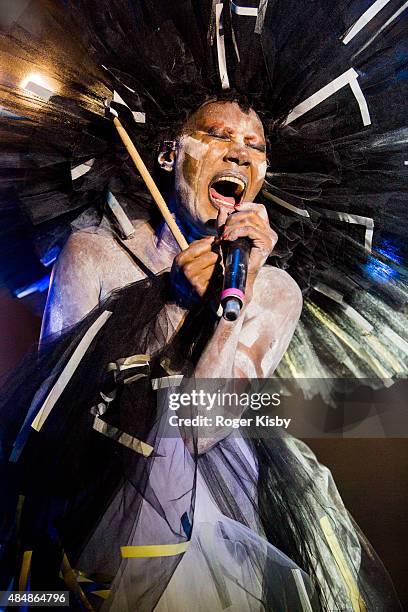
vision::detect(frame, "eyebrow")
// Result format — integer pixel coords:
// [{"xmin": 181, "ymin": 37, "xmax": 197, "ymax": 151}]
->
[{"xmin": 202, "ymin": 125, "xmax": 266, "ymax": 149}]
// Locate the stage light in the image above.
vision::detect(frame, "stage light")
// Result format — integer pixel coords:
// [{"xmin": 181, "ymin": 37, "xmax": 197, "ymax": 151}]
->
[{"xmin": 21, "ymin": 73, "xmax": 56, "ymax": 101}]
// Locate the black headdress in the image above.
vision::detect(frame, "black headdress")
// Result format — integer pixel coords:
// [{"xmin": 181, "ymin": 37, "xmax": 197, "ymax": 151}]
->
[
  {"xmin": 0, "ymin": 2, "xmax": 406, "ymax": 609},
  {"xmin": 1, "ymin": 0, "xmax": 407, "ymax": 386}
]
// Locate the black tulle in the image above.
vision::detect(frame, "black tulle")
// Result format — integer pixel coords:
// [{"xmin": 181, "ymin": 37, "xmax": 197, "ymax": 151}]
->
[{"xmin": 0, "ymin": 276, "xmax": 402, "ymax": 610}]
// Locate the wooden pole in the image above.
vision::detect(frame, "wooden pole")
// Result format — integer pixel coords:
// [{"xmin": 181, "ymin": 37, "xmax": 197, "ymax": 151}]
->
[{"xmin": 113, "ymin": 117, "xmax": 188, "ymax": 251}]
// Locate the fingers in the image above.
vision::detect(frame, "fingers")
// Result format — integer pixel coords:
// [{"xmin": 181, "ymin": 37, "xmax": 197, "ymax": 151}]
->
[
  {"xmin": 236, "ymin": 201, "xmax": 269, "ymax": 222},
  {"xmin": 224, "ymin": 211, "xmax": 265, "ymax": 233},
  {"xmin": 182, "ymin": 251, "xmax": 219, "ymax": 278},
  {"xmin": 175, "ymin": 236, "xmax": 215, "ymax": 268},
  {"xmin": 223, "ymin": 209, "xmax": 278, "ymax": 250},
  {"xmin": 173, "ymin": 237, "xmax": 220, "ymax": 298},
  {"xmin": 223, "ymin": 225, "xmax": 273, "ymax": 250},
  {"xmin": 216, "ymin": 206, "xmax": 229, "ymax": 231}
]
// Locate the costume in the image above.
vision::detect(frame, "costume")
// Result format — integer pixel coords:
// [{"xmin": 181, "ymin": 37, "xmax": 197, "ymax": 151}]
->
[
  {"xmin": 0, "ymin": 0, "xmax": 407, "ymax": 610},
  {"xmin": 1, "ymin": 0, "xmax": 407, "ymax": 393},
  {"xmin": 0, "ymin": 273, "xmax": 400, "ymax": 610}
]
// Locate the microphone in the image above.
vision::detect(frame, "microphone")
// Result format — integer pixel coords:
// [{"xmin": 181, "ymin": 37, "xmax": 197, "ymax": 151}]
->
[{"xmin": 221, "ymin": 236, "xmax": 251, "ymax": 321}]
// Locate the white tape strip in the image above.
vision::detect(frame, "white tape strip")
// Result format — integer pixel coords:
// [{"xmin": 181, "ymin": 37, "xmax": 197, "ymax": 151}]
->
[
  {"xmin": 284, "ymin": 68, "xmax": 371, "ymax": 127},
  {"xmin": 313, "ymin": 282, "xmax": 344, "ymax": 304},
  {"xmin": 404, "ymin": 161, "xmax": 408, "ymax": 165},
  {"xmin": 383, "ymin": 326, "xmax": 408, "ymax": 355},
  {"xmin": 216, "ymin": 4, "xmax": 230, "ymax": 89},
  {"xmin": 342, "ymin": 0, "xmax": 392, "ymax": 44},
  {"xmin": 31, "ymin": 311, "xmax": 112, "ymax": 432},
  {"xmin": 291, "ymin": 569, "xmax": 314, "ymax": 612},
  {"xmin": 353, "ymin": 1, "xmax": 408, "ymax": 57},
  {"xmin": 353, "ymin": 2, "xmax": 408, "ymax": 58},
  {"xmin": 316, "ymin": 207, "xmax": 374, "ymax": 252},
  {"xmin": 342, "ymin": 305, "xmax": 374, "ymax": 333},
  {"xmin": 106, "ymin": 191, "xmax": 135, "ymax": 239},
  {"xmin": 71, "ymin": 159, "xmax": 95, "ymax": 181},
  {"xmin": 113, "ymin": 90, "xmax": 145, "ymax": 123},
  {"xmin": 262, "ymin": 189, "xmax": 311, "ymax": 218},
  {"xmin": 349, "ymin": 76, "xmax": 371, "ymax": 126},
  {"xmin": 314, "ymin": 282, "xmax": 374, "ymax": 333},
  {"xmin": 102, "ymin": 65, "xmax": 136, "ymax": 93},
  {"xmin": 255, "ymin": 0, "xmax": 269, "ymax": 33},
  {"xmin": 230, "ymin": 1, "xmax": 258, "ymax": 16},
  {"xmin": 151, "ymin": 375, "xmax": 184, "ymax": 390}
]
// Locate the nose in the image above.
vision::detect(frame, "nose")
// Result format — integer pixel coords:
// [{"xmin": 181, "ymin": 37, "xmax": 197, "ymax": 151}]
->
[{"xmin": 224, "ymin": 144, "xmax": 250, "ymax": 167}]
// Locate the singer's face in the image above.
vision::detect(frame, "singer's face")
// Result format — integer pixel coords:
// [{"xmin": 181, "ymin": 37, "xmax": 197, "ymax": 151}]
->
[{"xmin": 174, "ymin": 101, "xmax": 267, "ymax": 234}]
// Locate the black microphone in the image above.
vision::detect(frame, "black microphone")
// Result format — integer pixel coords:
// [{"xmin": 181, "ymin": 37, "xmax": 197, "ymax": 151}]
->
[{"xmin": 221, "ymin": 236, "xmax": 251, "ymax": 321}]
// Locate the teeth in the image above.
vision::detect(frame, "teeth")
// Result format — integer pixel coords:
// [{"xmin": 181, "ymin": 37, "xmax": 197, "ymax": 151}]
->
[
  {"xmin": 213, "ymin": 197, "xmax": 235, "ymax": 208},
  {"xmin": 215, "ymin": 176, "xmax": 245, "ymax": 194}
]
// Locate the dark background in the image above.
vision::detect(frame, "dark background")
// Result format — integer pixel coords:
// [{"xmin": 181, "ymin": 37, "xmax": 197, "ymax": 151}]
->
[{"xmin": 1, "ymin": 288, "xmax": 407, "ymax": 607}]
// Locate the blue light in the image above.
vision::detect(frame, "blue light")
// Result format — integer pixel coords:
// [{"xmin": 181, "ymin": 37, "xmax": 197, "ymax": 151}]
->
[
  {"xmin": 363, "ymin": 257, "xmax": 398, "ymax": 283},
  {"xmin": 15, "ymin": 274, "xmax": 51, "ymax": 298},
  {"xmin": 376, "ymin": 241, "xmax": 403, "ymax": 266}
]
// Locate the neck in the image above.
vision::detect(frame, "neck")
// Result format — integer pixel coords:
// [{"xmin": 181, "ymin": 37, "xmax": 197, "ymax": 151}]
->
[{"xmin": 155, "ymin": 194, "xmax": 212, "ymax": 249}]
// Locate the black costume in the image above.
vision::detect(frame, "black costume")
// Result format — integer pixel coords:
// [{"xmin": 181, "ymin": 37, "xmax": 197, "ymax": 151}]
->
[{"xmin": 0, "ymin": 1, "xmax": 407, "ymax": 609}]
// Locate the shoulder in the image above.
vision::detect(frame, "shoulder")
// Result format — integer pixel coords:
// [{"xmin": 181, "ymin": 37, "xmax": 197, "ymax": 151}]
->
[
  {"xmin": 254, "ymin": 265, "xmax": 303, "ymax": 315},
  {"xmin": 58, "ymin": 228, "xmax": 115, "ymax": 268}
]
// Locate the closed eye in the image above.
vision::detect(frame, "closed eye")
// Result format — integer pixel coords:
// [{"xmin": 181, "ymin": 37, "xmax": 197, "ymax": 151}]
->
[
  {"xmin": 248, "ymin": 143, "xmax": 266, "ymax": 153},
  {"xmin": 206, "ymin": 128, "xmax": 229, "ymax": 140}
]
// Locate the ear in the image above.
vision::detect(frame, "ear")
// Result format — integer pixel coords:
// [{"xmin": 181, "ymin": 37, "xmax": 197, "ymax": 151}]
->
[{"xmin": 157, "ymin": 140, "xmax": 177, "ymax": 172}]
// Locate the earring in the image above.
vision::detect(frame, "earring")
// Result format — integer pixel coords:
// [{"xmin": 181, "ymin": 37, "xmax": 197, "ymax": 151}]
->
[{"xmin": 158, "ymin": 140, "xmax": 176, "ymax": 172}]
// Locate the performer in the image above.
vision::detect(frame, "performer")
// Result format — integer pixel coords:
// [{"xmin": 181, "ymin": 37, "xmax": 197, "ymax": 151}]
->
[
  {"xmin": 0, "ymin": 1, "xmax": 406, "ymax": 610},
  {"xmin": 41, "ymin": 98, "xmax": 302, "ymax": 385},
  {"xmin": 0, "ymin": 98, "xmax": 394, "ymax": 612}
]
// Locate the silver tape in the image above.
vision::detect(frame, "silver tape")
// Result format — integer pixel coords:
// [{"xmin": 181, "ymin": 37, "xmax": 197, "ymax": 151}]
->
[
  {"xmin": 316, "ymin": 207, "xmax": 374, "ymax": 252},
  {"xmin": 255, "ymin": 0, "xmax": 268, "ymax": 33},
  {"xmin": 23, "ymin": 81, "xmax": 54, "ymax": 101},
  {"xmin": 262, "ymin": 189, "xmax": 311, "ymax": 218},
  {"xmin": 352, "ymin": 1, "xmax": 408, "ymax": 58},
  {"xmin": 106, "ymin": 191, "xmax": 135, "ymax": 239},
  {"xmin": 31, "ymin": 310, "xmax": 113, "ymax": 432},
  {"xmin": 113, "ymin": 90, "xmax": 146, "ymax": 123},
  {"xmin": 107, "ymin": 354, "xmax": 150, "ymax": 372},
  {"xmin": 342, "ymin": 0, "xmax": 392, "ymax": 44},
  {"xmin": 284, "ymin": 68, "xmax": 371, "ymax": 128},
  {"xmin": 151, "ymin": 375, "xmax": 184, "ymax": 390},
  {"xmin": 215, "ymin": 4, "xmax": 230, "ymax": 89},
  {"xmin": 291, "ymin": 569, "xmax": 314, "ymax": 612},
  {"xmin": 313, "ymin": 283, "xmax": 374, "ymax": 333},
  {"xmin": 71, "ymin": 159, "xmax": 95, "ymax": 181},
  {"xmin": 230, "ymin": 1, "xmax": 258, "ymax": 16}
]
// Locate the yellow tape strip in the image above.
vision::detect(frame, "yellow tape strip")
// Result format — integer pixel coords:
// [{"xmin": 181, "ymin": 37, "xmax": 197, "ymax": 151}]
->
[
  {"xmin": 92, "ymin": 590, "xmax": 111, "ymax": 600},
  {"xmin": 62, "ymin": 553, "xmax": 95, "ymax": 612},
  {"xmin": 92, "ymin": 416, "xmax": 153, "ymax": 457},
  {"xmin": 18, "ymin": 550, "xmax": 32, "ymax": 592},
  {"xmin": 121, "ymin": 542, "xmax": 189, "ymax": 558},
  {"xmin": 320, "ymin": 516, "xmax": 366, "ymax": 612}
]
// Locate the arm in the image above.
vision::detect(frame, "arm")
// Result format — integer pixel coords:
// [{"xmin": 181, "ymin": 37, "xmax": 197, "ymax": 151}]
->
[
  {"xmin": 173, "ymin": 204, "xmax": 302, "ymax": 451},
  {"xmin": 174, "ymin": 203, "xmax": 301, "ymax": 380},
  {"xmin": 195, "ymin": 266, "xmax": 302, "ymax": 379},
  {"xmin": 40, "ymin": 232, "xmax": 101, "ymax": 342}
]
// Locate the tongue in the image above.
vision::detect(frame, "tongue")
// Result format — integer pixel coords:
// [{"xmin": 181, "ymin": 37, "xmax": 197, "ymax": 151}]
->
[{"xmin": 210, "ymin": 187, "xmax": 235, "ymax": 207}]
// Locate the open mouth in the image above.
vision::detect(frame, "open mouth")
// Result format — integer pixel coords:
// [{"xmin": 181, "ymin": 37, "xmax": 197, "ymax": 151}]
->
[{"xmin": 209, "ymin": 175, "xmax": 246, "ymax": 209}]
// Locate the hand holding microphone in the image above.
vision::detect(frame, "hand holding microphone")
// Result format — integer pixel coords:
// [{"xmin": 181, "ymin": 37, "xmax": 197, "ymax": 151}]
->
[
  {"xmin": 220, "ymin": 204, "xmax": 278, "ymax": 321},
  {"xmin": 221, "ymin": 235, "xmax": 251, "ymax": 320},
  {"xmin": 171, "ymin": 203, "xmax": 276, "ymax": 313}
]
